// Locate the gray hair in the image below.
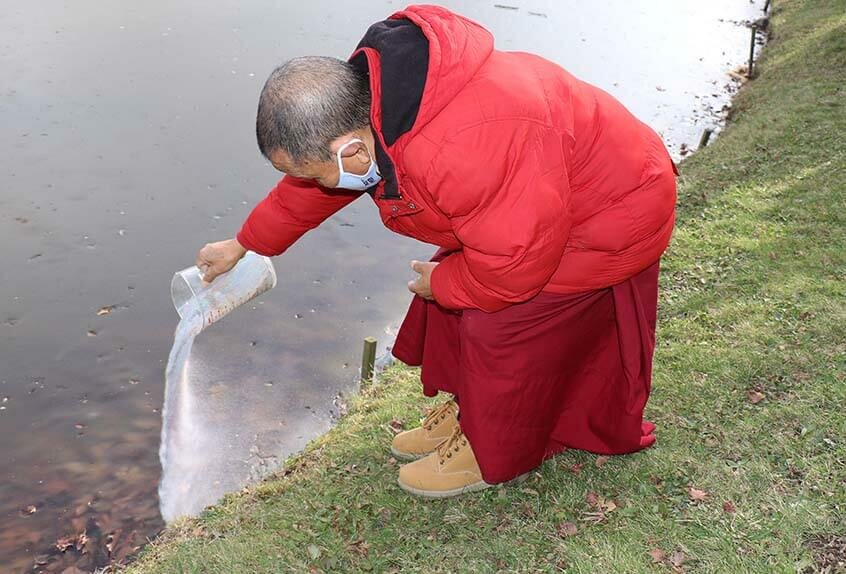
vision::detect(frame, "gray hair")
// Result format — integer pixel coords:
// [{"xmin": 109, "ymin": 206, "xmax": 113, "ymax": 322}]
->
[{"xmin": 256, "ymin": 56, "xmax": 371, "ymax": 163}]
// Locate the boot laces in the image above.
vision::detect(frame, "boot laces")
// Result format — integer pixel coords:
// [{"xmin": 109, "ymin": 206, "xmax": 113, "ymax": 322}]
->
[
  {"xmin": 422, "ymin": 399, "xmax": 455, "ymax": 431},
  {"xmin": 436, "ymin": 425, "xmax": 467, "ymax": 461}
]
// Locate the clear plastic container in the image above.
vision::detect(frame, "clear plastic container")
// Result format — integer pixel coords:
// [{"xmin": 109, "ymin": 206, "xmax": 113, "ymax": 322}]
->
[{"xmin": 170, "ymin": 251, "xmax": 277, "ymax": 328}]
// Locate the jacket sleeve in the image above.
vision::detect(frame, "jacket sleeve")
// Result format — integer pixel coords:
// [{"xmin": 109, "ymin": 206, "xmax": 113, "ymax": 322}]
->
[
  {"xmin": 427, "ymin": 121, "xmax": 572, "ymax": 312},
  {"xmin": 236, "ymin": 175, "xmax": 362, "ymax": 256}
]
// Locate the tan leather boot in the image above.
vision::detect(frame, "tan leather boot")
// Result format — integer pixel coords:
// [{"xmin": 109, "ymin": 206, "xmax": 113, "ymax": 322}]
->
[
  {"xmin": 397, "ymin": 426, "xmax": 528, "ymax": 498},
  {"xmin": 390, "ymin": 399, "xmax": 458, "ymax": 461}
]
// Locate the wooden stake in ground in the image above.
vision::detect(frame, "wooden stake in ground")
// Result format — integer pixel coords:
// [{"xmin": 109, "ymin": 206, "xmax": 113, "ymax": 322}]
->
[{"xmin": 361, "ymin": 337, "xmax": 377, "ymax": 383}]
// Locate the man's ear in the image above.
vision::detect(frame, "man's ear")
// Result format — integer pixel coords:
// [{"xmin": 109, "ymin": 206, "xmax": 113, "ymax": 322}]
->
[
  {"xmin": 331, "ymin": 134, "xmax": 363, "ymax": 159},
  {"xmin": 352, "ymin": 142, "xmax": 372, "ymax": 164},
  {"xmin": 337, "ymin": 142, "xmax": 362, "ymax": 159}
]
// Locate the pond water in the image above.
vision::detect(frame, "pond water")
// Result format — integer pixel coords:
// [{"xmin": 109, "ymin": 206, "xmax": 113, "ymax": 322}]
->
[{"xmin": 0, "ymin": 0, "xmax": 764, "ymax": 571}]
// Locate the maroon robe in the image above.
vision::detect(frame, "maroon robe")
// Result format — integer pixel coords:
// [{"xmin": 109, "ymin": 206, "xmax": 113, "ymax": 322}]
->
[{"xmin": 392, "ymin": 256, "xmax": 660, "ymax": 484}]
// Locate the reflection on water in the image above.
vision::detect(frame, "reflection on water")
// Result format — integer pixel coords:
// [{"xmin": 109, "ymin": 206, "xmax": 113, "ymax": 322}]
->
[{"xmin": 0, "ymin": 0, "xmax": 763, "ymax": 570}]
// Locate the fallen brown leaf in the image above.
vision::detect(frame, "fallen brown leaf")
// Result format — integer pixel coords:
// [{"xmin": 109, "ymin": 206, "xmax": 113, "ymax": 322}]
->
[
  {"xmin": 585, "ymin": 491, "xmax": 618, "ymax": 514},
  {"xmin": 792, "ymin": 370, "xmax": 810, "ymax": 382},
  {"xmin": 96, "ymin": 305, "xmax": 114, "ymax": 316},
  {"xmin": 388, "ymin": 418, "xmax": 405, "ymax": 434},
  {"xmin": 649, "ymin": 548, "xmax": 667, "ymax": 563},
  {"xmin": 76, "ymin": 530, "xmax": 89, "ymax": 552},
  {"xmin": 519, "ymin": 502, "xmax": 536, "ymax": 518},
  {"xmin": 723, "ymin": 500, "xmax": 736, "ymax": 513},
  {"xmin": 747, "ymin": 390, "xmax": 766, "ymax": 404},
  {"xmin": 669, "ymin": 550, "xmax": 686, "ymax": 568},
  {"xmin": 569, "ymin": 463, "xmax": 584, "ymax": 474},
  {"xmin": 595, "ymin": 456, "xmax": 610, "ymax": 467},
  {"xmin": 20, "ymin": 505, "xmax": 36, "ymax": 516},
  {"xmin": 105, "ymin": 530, "xmax": 121, "ymax": 554},
  {"xmin": 687, "ymin": 486, "xmax": 709, "ymax": 503},
  {"xmin": 349, "ymin": 539, "xmax": 370, "ymax": 558},
  {"xmin": 56, "ymin": 534, "xmax": 75, "ymax": 552},
  {"xmin": 557, "ymin": 521, "xmax": 578, "ymax": 537},
  {"xmin": 581, "ymin": 511, "xmax": 607, "ymax": 524}
]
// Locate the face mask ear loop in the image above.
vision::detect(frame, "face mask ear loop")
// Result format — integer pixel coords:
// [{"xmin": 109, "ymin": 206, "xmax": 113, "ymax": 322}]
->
[{"xmin": 336, "ymin": 138, "xmax": 364, "ymax": 176}]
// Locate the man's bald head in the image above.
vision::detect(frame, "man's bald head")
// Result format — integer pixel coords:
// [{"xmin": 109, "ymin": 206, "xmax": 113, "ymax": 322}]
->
[{"xmin": 256, "ymin": 56, "xmax": 371, "ymax": 163}]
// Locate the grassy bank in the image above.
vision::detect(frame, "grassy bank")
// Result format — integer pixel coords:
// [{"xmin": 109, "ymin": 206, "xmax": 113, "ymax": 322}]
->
[{"xmin": 125, "ymin": 1, "xmax": 845, "ymax": 571}]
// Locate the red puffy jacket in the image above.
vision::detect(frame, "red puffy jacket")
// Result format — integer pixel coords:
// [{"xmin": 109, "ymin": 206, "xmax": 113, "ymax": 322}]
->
[{"xmin": 237, "ymin": 4, "xmax": 677, "ymax": 312}]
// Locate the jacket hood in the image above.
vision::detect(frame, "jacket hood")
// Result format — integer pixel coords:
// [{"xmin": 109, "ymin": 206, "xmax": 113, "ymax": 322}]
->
[{"xmin": 349, "ymin": 5, "xmax": 494, "ymax": 196}]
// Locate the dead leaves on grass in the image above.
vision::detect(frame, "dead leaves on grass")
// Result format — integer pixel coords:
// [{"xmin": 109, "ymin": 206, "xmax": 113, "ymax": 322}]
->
[
  {"xmin": 385, "ymin": 418, "xmax": 405, "ymax": 435},
  {"xmin": 557, "ymin": 521, "xmax": 579, "ymax": 537},
  {"xmin": 806, "ymin": 534, "xmax": 846, "ymax": 573},
  {"xmin": 687, "ymin": 486, "xmax": 709, "ymax": 503},
  {"xmin": 348, "ymin": 538, "xmax": 370, "ymax": 558},
  {"xmin": 648, "ymin": 547, "xmax": 689, "ymax": 571},
  {"xmin": 669, "ymin": 550, "xmax": 688, "ymax": 569},
  {"xmin": 582, "ymin": 491, "xmax": 618, "ymax": 523},
  {"xmin": 551, "ymin": 489, "xmax": 619, "ymax": 540}
]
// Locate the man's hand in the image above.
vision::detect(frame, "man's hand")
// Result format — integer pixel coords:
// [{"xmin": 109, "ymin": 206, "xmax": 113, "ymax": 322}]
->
[
  {"xmin": 408, "ymin": 260, "xmax": 438, "ymax": 300},
  {"xmin": 195, "ymin": 238, "xmax": 248, "ymax": 282}
]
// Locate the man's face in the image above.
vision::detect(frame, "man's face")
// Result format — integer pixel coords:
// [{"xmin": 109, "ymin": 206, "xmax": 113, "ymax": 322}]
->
[
  {"xmin": 268, "ymin": 136, "xmax": 374, "ymax": 189},
  {"xmin": 267, "ymin": 148, "xmax": 337, "ymax": 187}
]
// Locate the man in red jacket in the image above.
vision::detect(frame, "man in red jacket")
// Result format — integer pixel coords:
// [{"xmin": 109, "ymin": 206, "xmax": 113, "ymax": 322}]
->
[{"xmin": 197, "ymin": 5, "xmax": 677, "ymax": 498}]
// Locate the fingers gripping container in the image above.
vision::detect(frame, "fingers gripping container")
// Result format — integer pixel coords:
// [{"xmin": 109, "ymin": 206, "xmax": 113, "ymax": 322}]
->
[{"xmin": 170, "ymin": 251, "xmax": 277, "ymax": 328}]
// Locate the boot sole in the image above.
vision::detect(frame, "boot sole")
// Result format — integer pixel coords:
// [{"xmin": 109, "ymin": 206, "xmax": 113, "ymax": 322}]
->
[
  {"xmin": 390, "ymin": 445, "xmax": 431, "ymax": 461},
  {"xmin": 397, "ymin": 472, "xmax": 530, "ymax": 499}
]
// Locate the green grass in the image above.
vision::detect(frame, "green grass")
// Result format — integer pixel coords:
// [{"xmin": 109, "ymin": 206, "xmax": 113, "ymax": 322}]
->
[{"xmin": 125, "ymin": 1, "xmax": 846, "ymax": 571}]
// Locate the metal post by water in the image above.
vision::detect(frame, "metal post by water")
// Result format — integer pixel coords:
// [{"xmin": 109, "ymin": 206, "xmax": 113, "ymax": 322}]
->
[
  {"xmin": 360, "ymin": 337, "xmax": 377, "ymax": 383},
  {"xmin": 748, "ymin": 26, "xmax": 757, "ymax": 78},
  {"xmin": 699, "ymin": 129, "xmax": 713, "ymax": 148}
]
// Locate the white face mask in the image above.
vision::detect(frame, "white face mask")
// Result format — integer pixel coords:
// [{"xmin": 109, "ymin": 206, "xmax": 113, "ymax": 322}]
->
[{"xmin": 333, "ymin": 138, "xmax": 381, "ymax": 191}]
